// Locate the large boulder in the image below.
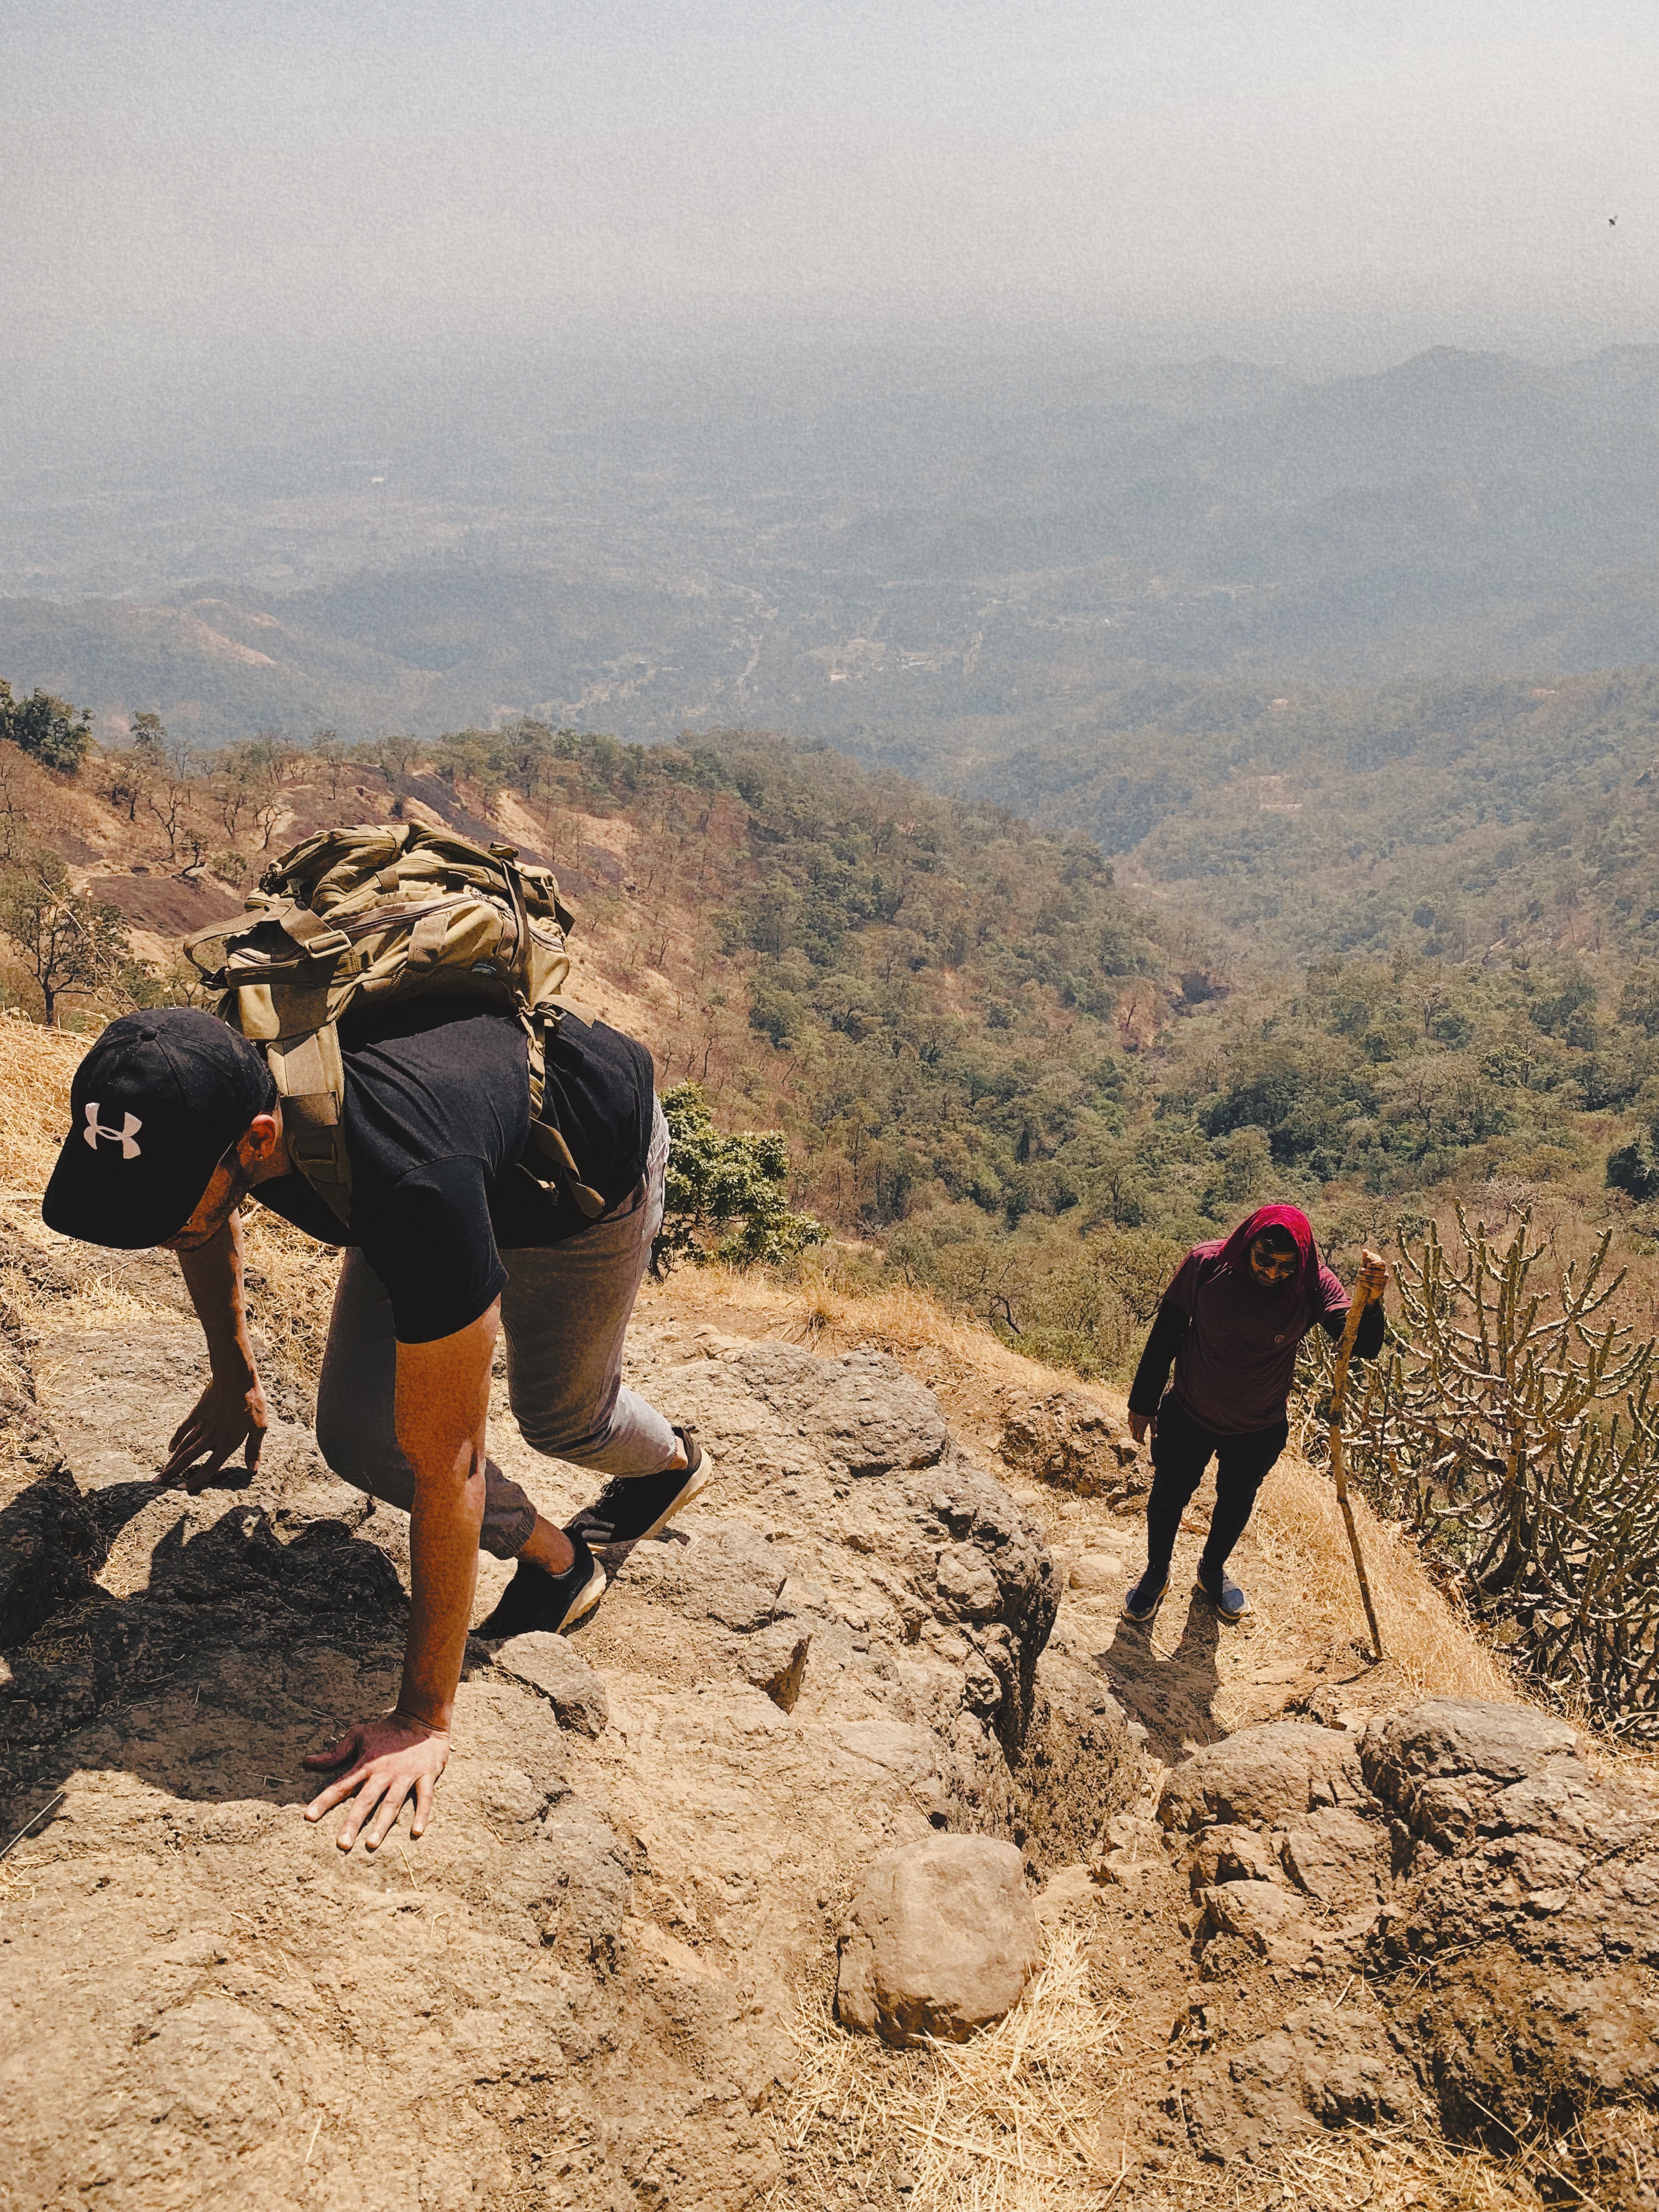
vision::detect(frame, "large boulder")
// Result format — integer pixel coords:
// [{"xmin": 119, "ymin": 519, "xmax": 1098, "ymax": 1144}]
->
[
  {"xmin": 836, "ymin": 1834, "xmax": 1041, "ymax": 2046},
  {"xmin": 1360, "ymin": 1697, "xmax": 1579, "ymax": 1853},
  {"xmin": 805, "ymin": 1348, "xmax": 951, "ymax": 1479}
]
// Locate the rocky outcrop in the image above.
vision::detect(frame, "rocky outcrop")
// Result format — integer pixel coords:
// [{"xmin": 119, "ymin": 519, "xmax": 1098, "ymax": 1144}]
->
[
  {"xmin": 836, "ymin": 1833, "xmax": 1040, "ymax": 2045},
  {"xmin": 1159, "ymin": 1718, "xmax": 1369, "ymax": 1835},
  {"xmin": 0, "ymin": 1312, "xmax": 1118, "ymax": 2211},
  {"xmin": 1365, "ymin": 1702, "xmax": 1659, "ymax": 2162},
  {"xmin": 1361, "ymin": 1695, "xmax": 1579, "ymax": 1853},
  {"xmin": 13, "ymin": 1259, "xmax": 1658, "ymax": 2208},
  {"xmin": 609, "ymin": 1333, "xmax": 1065, "ymax": 1795},
  {"xmin": 491, "ymin": 1629, "xmax": 611, "ymax": 1737},
  {"xmin": 997, "ymin": 1387, "xmax": 1148, "ymax": 1507},
  {"xmin": 1157, "ymin": 1699, "xmax": 1659, "ymax": 2204},
  {"xmin": 1183, "ymin": 2001, "xmax": 1422, "ymax": 2162}
]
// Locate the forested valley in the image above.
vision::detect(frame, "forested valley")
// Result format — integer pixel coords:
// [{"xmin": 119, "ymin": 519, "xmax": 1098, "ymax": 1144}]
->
[{"xmin": 6, "ymin": 664, "xmax": 1659, "ymax": 1389}]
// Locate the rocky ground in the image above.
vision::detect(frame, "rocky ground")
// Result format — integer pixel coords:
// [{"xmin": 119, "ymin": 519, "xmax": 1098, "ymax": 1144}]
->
[{"xmin": 3, "ymin": 1238, "xmax": 1657, "ymax": 2209}]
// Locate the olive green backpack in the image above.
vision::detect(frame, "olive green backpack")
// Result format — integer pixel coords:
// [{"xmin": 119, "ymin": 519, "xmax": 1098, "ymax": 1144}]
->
[{"xmin": 184, "ymin": 821, "xmax": 607, "ymax": 1226}]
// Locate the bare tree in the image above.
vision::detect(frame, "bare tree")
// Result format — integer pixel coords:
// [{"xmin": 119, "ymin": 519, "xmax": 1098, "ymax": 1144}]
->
[
  {"xmin": 313, "ymin": 729, "xmax": 353, "ymax": 806},
  {"xmin": 249, "ymin": 729, "xmax": 307, "ymax": 785},
  {"xmin": 144, "ymin": 775, "xmax": 196, "ymax": 863},
  {"xmin": 0, "ymin": 850, "xmax": 131, "ymax": 1025},
  {"xmin": 215, "ymin": 768, "xmax": 257, "ymax": 839},
  {"xmin": 105, "ymin": 754, "xmax": 148, "ymax": 823},
  {"xmin": 173, "ymin": 823, "xmax": 211, "ymax": 882}
]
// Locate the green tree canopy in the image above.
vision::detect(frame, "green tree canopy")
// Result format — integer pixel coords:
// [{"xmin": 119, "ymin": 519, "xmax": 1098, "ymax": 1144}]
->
[
  {"xmin": 655, "ymin": 1083, "xmax": 826, "ymax": 1272},
  {"xmin": 0, "ymin": 683, "xmax": 93, "ymax": 776}
]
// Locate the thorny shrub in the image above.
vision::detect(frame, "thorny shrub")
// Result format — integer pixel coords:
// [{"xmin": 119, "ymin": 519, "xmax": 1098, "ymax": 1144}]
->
[{"xmin": 1304, "ymin": 1209, "xmax": 1659, "ymax": 1735}]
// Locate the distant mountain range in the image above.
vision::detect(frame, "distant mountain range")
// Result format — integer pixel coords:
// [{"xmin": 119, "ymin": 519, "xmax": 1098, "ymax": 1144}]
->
[{"xmin": 0, "ymin": 343, "xmax": 1652, "ymax": 752}]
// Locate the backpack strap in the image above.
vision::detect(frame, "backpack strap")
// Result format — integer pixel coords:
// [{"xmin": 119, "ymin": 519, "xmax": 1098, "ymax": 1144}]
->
[
  {"xmin": 525, "ymin": 1119, "xmax": 607, "ymax": 1220},
  {"xmin": 266, "ymin": 1024, "xmax": 353, "ymax": 1226},
  {"xmin": 520, "ymin": 1000, "xmax": 608, "ymax": 1220}
]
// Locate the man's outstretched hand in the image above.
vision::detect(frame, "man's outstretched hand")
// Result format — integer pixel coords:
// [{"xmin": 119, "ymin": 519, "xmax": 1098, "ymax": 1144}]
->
[
  {"xmin": 159, "ymin": 1370, "xmax": 268, "ymax": 1491},
  {"xmin": 1357, "ymin": 1246, "xmax": 1390, "ymax": 1300},
  {"xmin": 303, "ymin": 1712, "xmax": 450, "ymax": 1853}
]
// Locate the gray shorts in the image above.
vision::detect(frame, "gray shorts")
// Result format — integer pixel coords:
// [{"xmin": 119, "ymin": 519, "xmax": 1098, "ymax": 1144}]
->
[{"xmin": 313, "ymin": 1098, "xmax": 676, "ymax": 1558}]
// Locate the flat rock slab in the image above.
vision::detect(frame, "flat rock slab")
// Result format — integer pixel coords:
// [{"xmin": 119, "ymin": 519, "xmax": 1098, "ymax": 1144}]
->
[{"xmin": 1159, "ymin": 1720, "xmax": 1367, "ymax": 1833}]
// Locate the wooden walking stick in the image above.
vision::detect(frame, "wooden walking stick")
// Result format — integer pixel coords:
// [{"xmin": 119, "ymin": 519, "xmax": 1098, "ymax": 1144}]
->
[{"xmin": 1329, "ymin": 1273, "xmax": 1385, "ymax": 1663}]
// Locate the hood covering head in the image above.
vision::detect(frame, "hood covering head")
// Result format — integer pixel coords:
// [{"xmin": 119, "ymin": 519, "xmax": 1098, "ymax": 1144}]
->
[{"xmin": 1216, "ymin": 1203, "xmax": 1321, "ymax": 1305}]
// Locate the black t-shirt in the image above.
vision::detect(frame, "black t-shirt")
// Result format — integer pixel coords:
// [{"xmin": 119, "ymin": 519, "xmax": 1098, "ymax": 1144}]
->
[{"xmin": 253, "ymin": 1001, "xmax": 655, "ymax": 1344}]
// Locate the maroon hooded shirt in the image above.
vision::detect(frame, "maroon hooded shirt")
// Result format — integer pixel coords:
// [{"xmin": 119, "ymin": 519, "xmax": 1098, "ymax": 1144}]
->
[{"xmin": 1157, "ymin": 1204, "xmax": 1351, "ymax": 1434}]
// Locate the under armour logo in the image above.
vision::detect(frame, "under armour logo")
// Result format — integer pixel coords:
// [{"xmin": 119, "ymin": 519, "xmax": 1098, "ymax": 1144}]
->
[{"xmin": 84, "ymin": 1102, "xmax": 143, "ymax": 1159}]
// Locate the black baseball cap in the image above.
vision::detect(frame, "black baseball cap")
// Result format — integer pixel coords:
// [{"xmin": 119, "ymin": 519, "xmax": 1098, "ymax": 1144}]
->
[{"xmin": 42, "ymin": 1009, "xmax": 276, "ymax": 1250}]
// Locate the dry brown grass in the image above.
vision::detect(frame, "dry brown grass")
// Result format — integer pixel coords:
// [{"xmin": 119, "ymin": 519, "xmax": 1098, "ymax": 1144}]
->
[
  {"xmin": 1250, "ymin": 1460, "xmax": 1516, "ymax": 1709},
  {"xmin": 774, "ymin": 1921, "xmax": 1539, "ymax": 2212},
  {"xmin": 775, "ymin": 1923, "xmax": 1125, "ymax": 2212},
  {"xmin": 640, "ymin": 1254, "xmax": 1114, "ymax": 1418},
  {"xmin": 1225, "ymin": 2128, "xmax": 1541, "ymax": 2211},
  {"xmin": 0, "ymin": 1010, "xmax": 83, "ymax": 1203}
]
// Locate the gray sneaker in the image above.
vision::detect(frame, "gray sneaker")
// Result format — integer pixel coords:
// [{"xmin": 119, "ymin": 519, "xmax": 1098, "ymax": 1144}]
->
[
  {"xmin": 1197, "ymin": 1563, "xmax": 1250, "ymax": 1622},
  {"xmin": 1124, "ymin": 1570, "xmax": 1168, "ymax": 1623}
]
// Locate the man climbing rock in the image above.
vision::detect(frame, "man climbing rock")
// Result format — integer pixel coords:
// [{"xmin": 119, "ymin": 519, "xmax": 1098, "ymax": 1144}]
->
[
  {"xmin": 1123, "ymin": 1204, "xmax": 1386, "ymax": 1624},
  {"xmin": 41, "ymin": 1001, "xmax": 706, "ymax": 1851}
]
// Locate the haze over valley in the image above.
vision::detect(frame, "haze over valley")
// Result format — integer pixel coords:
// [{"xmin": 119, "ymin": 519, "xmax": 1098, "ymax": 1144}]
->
[{"xmin": 3, "ymin": 337, "xmax": 1654, "ymax": 785}]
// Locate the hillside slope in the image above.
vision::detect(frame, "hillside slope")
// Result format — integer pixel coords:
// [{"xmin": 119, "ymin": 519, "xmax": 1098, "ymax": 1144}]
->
[
  {"xmin": 12, "ymin": 709, "xmax": 1659, "ymax": 1395},
  {"xmin": 955, "ymin": 665, "xmax": 1659, "ymax": 964},
  {"xmin": 5, "ymin": 1017, "xmax": 1601, "ymax": 2211},
  {"xmin": 0, "ymin": 721, "xmax": 1169, "ymax": 1257}
]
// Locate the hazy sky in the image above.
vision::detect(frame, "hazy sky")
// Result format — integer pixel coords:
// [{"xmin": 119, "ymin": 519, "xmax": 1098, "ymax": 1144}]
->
[{"xmin": 3, "ymin": 0, "xmax": 1654, "ymax": 391}]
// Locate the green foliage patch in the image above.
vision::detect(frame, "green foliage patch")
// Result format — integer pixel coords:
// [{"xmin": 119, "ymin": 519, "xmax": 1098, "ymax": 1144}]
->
[
  {"xmin": 656, "ymin": 1082, "xmax": 826, "ymax": 1271},
  {"xmin": 0, "ymin": 681, "xmax": 92, "ymax": 776}
]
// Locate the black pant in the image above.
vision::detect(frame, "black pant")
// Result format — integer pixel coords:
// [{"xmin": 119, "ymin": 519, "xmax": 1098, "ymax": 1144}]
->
[{"xmin": 1146, "ymin": 1395, "xmax": 1288, "ymax": 1581}]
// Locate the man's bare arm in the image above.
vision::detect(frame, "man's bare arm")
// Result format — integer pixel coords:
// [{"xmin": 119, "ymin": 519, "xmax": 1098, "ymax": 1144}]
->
[
  {"xmin": 303, "ymin": 1299, "xmax": 499, "ymax": 1852},
  {"xmin": 394, "ymin": 1304, "xmax": 498, "ymax": 1731},
  {"xmin": 162, "ymin": 1213, "xmax": 268, "ymax": 1487}
]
